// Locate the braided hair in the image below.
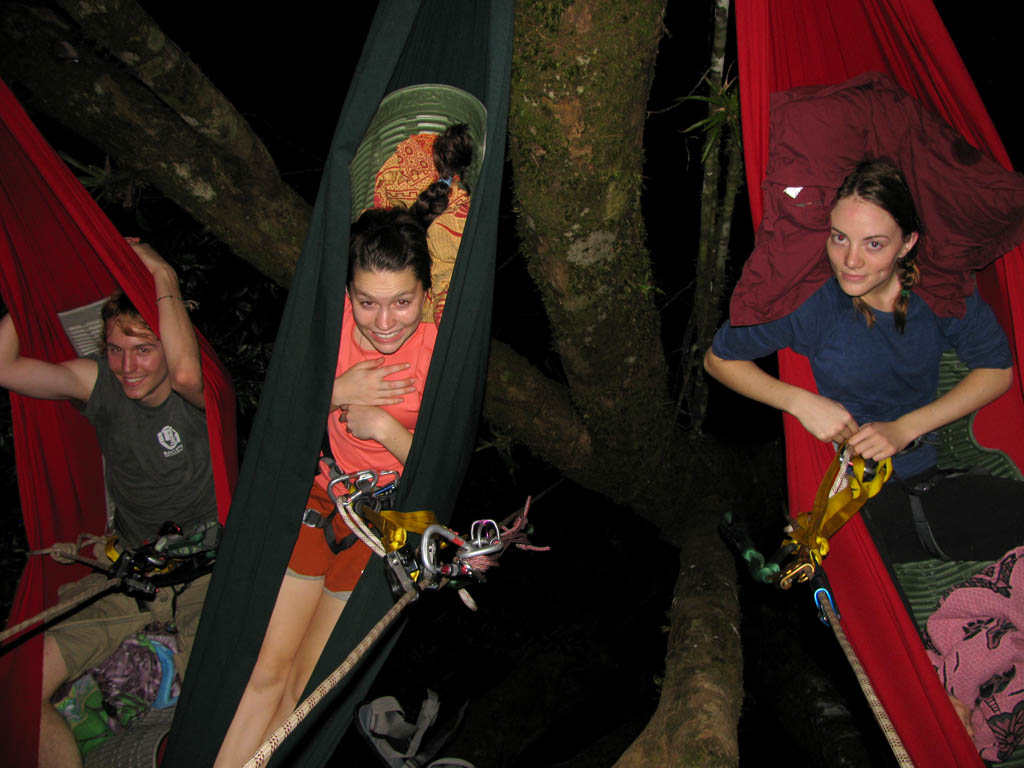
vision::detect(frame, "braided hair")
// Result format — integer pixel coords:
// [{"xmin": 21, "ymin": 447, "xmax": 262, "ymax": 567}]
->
[
  {"xmin": 835, "ymin": 158, "xmax": 922, "ymax": 332},
  {"xmin": 348, "ymin": 124, "xmax": 475, "ymax": 289},
  {"xmin": 407, "ymin": 123, "xmax": 474, "ymax": 226}
]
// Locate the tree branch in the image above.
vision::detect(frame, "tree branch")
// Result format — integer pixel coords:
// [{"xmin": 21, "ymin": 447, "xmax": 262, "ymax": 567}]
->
[
  {"xmin": 484, "ymin": 339, "xmax": 594, "ymax": 474},
  {"xmin": 0, "ymin": 1, "xmax": 308, "ymax": 286},
  {"xmin": 55, "ymin": 0, "xmax": 281, "ymax": 185},
  {"xmin": 614, "ymin": 503, "xmax": 743, "ymax": 767}
]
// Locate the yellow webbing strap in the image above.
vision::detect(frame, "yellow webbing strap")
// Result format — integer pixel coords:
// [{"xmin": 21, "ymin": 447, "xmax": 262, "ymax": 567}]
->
[
  {"xmin": 105, "ymin": 536, "xmax": 121, "ymax": 564},
  {"xmin": 788, "ymin": 447, "xmax": 892, "ymax": 564},
  {"xmin": 358, "ymin": 508, "xmax": 440, "ymax": 552}
]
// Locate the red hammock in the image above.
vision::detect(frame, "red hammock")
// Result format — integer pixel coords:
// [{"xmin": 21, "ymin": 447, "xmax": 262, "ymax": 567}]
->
[
  {"xmin": 736, "ymin": 1, "xmax": 1024, "ymax": 765},
  {"xmin": 0, "ymin": 79, "xmax": 238, "ymax": 766}
]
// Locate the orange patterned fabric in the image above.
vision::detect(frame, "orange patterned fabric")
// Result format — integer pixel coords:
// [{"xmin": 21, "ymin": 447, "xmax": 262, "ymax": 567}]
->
[{"xmin": 374, "ymin": 133, "xmax": 470, "ymax": 324}]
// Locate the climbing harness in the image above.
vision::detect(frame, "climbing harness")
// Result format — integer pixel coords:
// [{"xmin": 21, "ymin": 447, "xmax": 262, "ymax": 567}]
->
[
  {"xmin": 0, "ymin": 520, "xmax": 220, "ymax": 648},
  {"xmin": 316, "ymin": 459, "xmax": 437, "ymax": 597},
  {"xmin": 303, "ymin": 464, "xmax": 403, "ymax": 554},
  {"xmin": 245, "ymin": 493, "xmax": 549, "ymax": 768}
]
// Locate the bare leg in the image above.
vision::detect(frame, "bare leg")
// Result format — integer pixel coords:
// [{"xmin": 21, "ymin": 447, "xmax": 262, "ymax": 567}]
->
[
  {"xmin": 949, "ymin": 694, "xmax": 975, "ymax": 739},
  {"xmin": 40, "ymin": 635, "xmax": 82, "ymax": 768},
  {"xmin": 262, "ymin": 594, "xmax": 348, "ymax": 740},
  {"xmin": 213, "ymin": 575, "xmax": 326, "ymax": 768}
]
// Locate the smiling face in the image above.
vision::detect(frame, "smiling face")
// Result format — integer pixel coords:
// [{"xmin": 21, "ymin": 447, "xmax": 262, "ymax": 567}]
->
[
  {"xmin": 348, "ymin": 266, "xmax": 427, "ymax": 355},
  {"xmin": 105, "ymin": 322, "xmax": 171, "ymax": 407},
  {"xmin": 826, "ymin": 195, "xmax": 919, "ymax": 312}
]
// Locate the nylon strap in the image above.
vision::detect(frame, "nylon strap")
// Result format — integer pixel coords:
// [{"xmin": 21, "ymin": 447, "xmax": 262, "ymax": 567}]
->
[
  {"xmin": 359, "ymin": 507, "xmax": 441, "ymax": 552},
  {"xmin": 789, "ymin": 446, "xmax": 892, "ymax": 564}
]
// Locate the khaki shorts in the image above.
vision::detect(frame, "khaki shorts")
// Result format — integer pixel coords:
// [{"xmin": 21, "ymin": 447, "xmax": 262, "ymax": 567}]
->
[{"xmin": 47, "ymin": 572, "xmax": 211, "ymax": 682}]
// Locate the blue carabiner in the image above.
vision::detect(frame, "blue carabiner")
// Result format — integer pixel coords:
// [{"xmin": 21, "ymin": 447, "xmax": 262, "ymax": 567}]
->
[{"xmin": 813, "ymin": 586, "xmax": 839, "ymax": 626}]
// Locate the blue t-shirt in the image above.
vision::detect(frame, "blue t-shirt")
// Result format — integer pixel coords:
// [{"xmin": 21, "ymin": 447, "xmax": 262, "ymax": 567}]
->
[{"xmin": 711, "ymin": 279, "xmax": 1012, "ymax": 477}]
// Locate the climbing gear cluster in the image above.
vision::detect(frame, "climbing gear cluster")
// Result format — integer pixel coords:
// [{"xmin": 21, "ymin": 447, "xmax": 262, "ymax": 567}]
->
[
  {"xmin": 108, "ymin": 519, "xmax": 221, "ymax": 598},
  {"xmin": 246, "ymin": 473, "xmax": 550, "ymax": 768},
  {"xmin": 2, "ymin": 519, "xmax": 220, "ymax": 648},
  {"xmin": 318, "ymin": 458, "xmax": 547, "ymax": 603},
  {"xmin": 721, "ymin": 443, "xmax": 892, "ymax": 623},
  {"xmin": 775, "ymin": 446, "xmax": 892, "ymax": 590}
]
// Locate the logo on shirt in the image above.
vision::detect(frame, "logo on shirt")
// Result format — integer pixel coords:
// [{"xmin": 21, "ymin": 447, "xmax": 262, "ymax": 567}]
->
[{"xmin": 157, "ymin": 425, "xmax": 183, "ymax": 457}]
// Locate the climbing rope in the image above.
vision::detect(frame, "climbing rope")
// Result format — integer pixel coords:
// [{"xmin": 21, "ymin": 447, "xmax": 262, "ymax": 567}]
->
[
  {"xmin": 817, "ymin": 596, "xmax": 915, "ymax": 767},
  {"xmin": 0, "ymin": 535, "xmax": 115, "ymax": 646},
  {"xmin": 0, "ymin": 577, "xmax": 114, "ymax": 645},
  {"xmin": 240, "ymin": 492, "xmax": 549, "ymax": 766},
  {"xmin": 243, "ymin": 583, "xmax": 422, "ymax": 768},
  {"xmin": 722, "ymin": 445, "xmax": 912, "ymax": 765}
]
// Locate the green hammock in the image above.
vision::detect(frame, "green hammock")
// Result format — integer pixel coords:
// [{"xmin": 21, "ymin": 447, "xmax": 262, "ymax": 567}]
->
[{"xmin": 162, "ymin": 2, "xmax": 513, "ymax": 765}]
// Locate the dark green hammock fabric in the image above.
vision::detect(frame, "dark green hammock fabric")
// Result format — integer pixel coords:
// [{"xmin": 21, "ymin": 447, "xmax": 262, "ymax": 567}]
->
[{"xmin": 163, "ymin": 2, "xmax": 512, "ymax": 765}]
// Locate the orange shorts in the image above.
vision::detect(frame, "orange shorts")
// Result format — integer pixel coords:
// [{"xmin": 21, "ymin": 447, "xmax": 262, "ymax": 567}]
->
[{"xmin": 286, "ymin": 482, "xmax": 373, "ymax": 597}]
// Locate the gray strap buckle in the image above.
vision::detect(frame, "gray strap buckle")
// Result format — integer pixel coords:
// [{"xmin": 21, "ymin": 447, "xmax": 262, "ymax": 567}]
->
[{"xmin": 301, "ymin": 507, "xmax": 328, "ymax": 528}]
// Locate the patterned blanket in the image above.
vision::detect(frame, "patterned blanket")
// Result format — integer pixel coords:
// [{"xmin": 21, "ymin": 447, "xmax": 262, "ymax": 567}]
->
[
  {"xmin": 54, "ymin": 626, "xmax": 180, "ymax": 756},
  {"xmin": 926, "ymin": 547, "xmax": 1024, "ymax": 762}
]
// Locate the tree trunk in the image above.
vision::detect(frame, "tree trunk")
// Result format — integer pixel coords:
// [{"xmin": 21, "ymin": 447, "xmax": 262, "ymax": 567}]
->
[
  {"xmin": 506, "ymin": 0, "xmax": 687, "ymax": 509},
  {"xmin": 614, "ymin": 504, "xmax": 742, "ymax": 768},
  {"xmin": 506, "ymin": 3, "xmax": 742, "ymax": 764}
]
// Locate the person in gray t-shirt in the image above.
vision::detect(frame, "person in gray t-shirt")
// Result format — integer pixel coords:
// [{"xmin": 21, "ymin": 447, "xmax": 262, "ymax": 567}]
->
[{"xmin": 0, "ymin": 239, "xmax": 214, "ymax": 768}]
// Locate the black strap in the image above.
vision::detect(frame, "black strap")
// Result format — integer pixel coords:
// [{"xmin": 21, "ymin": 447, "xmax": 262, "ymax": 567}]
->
[
  {"xmin": 908, "ymin": 487, "xmax": 953, "ymax": 561},
  {"xmin": 313, "ymin": 434, "xmax": 360, "ymax": 553},
  {"xmin": 325, "ymin": 526, "xmax": 359, "ymax": 555}
]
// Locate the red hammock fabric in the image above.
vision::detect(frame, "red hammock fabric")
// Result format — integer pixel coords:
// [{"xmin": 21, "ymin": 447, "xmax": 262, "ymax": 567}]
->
[
  {"xmin": 736, "ymin": 1, "xmax": 1024, "ymax": 765},
  {"xmin": 0, "ymin": 79, "xmax": 237, "ymax": 766}
]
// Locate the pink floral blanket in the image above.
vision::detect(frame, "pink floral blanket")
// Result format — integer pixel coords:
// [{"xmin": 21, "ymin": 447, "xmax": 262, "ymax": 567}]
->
[{"xmin": 926, "ymin": 547, "xmax": 1024, "ymax": 762}]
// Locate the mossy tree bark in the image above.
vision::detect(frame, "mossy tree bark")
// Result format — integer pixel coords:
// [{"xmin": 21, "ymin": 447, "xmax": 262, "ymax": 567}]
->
[
  {"xmin": 505, "ymin": 3, "xmax": 741, "ymax": 765},
  {"xmin": 0, "ymin": 1, "xmax": 745, "ymax": 764},
  {"xmin": 502, "ymin": 0, "xmax": 690, "ymax": 517}
]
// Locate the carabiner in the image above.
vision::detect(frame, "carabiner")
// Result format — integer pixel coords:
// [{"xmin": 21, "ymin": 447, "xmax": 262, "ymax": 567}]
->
[
  {"xmin": 459, "ymin": 519, "xmax": 502, "ymax": 558},
  {"xmin": 349, "ymin": 469, "xmax": 380, "ymax": 502},
  {"xmin": 810, "ymin": 571, "xmax": 839, "ymax": 626},
  {"xmin": 374, "ymin": 469, "xmax": 400, "ymax": 494},
  {"xmin": 419, "ymin": 524, "xmax": 466, "ymax": 576}
]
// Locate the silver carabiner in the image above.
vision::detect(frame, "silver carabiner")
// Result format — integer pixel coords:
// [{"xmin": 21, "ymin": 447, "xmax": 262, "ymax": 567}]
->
[
  {"xmin": 419, "ymin": 524, "xmax": 465, "ymax": 575},
  {"xmin": 326, "ymin": 469, "xmax": 379, "ymax": 506},
  {"xmin": 459, "ymin": 519, "xmax": 502, "ymax": 558},
  {"xmin": 326, "ymin": 474, "xmax": 351, "ymax": 505},
  {"xmin": 349, "ymin": 469, "xmax": 379, "ymax": 502}
]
